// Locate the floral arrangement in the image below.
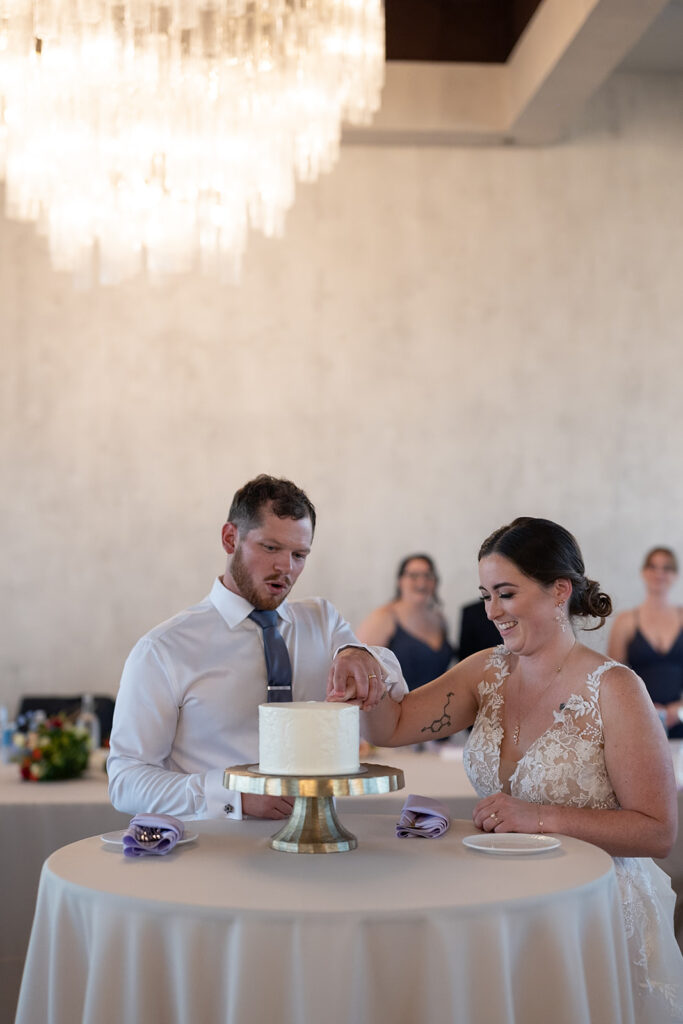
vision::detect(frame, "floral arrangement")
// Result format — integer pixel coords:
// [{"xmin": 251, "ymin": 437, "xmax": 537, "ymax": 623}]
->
[{"xmin": 13, "ymin": 714, "xmax": 90, "ymax": 781}]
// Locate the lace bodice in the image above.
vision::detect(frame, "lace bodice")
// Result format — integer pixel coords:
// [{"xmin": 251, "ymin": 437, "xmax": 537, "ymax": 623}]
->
[
  {"xmin": 463, "ymin": 647, "xmax": 683, "ymax": 1023},
  {"xmin": 463, "ymin": 646, "xmax": 619, "ymax": 808}
]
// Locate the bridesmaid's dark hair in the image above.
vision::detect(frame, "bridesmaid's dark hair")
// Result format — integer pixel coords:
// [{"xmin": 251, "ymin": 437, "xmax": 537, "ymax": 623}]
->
[{"xmin": 478, "ymin": 517, "xmax": 612, "ymax": 629}]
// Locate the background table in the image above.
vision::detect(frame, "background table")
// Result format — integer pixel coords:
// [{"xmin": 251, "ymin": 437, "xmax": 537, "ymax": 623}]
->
[
  {"xmin": 0, "ymin": 753, "xmax": 128, "ymax": 1024},
  {"xmin": 15, "ymin": 816, "xmax": 635, "ymax": 1024}
]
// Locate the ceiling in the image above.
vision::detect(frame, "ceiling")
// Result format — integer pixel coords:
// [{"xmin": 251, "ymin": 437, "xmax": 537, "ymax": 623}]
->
[
  {"xmin": 346, "ymin": 0, "xmax": 683, "ymax": 146},
  {"xmin": 384, "ymin": 1, "xmax": 544, "ymax": 63},
  {"xmin": 619, "ymin": 0, "xmax": 683, "ymax": 73}
]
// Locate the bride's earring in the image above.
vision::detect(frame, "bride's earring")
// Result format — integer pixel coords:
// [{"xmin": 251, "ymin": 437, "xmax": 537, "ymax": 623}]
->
[{"xmin": 555, "ymin": 602, "xmax": 568, "ymax": 633}]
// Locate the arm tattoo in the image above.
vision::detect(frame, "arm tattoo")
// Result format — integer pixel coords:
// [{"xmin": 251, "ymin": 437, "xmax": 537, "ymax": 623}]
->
[{"xmin": 421, "ymin": 692, "xmax": 455, "ymax": 736}]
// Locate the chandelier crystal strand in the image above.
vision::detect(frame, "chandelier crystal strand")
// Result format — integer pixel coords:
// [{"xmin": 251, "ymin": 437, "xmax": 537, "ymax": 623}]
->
[{"xmin": 0, "ymin": 0, "xmax": 384, "ymax": 285}]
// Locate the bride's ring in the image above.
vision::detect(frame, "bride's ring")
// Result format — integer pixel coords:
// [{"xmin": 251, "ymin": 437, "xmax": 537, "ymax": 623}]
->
[{"xmin": 489, "ymin": 812, "xmax": 498, "ymax": 822}]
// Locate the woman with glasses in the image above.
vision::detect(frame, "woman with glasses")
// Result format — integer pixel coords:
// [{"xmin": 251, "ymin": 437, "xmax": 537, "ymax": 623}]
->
[
  {"xmin": 608, "ymin": 547, "xmax": 683, "ymax": 738},
  {"xmin": 356, "ymin": 554, "xmax": 453, "ymax": 692}
]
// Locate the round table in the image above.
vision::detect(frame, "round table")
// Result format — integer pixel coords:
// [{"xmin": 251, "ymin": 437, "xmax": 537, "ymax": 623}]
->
[{"xmin": 15, "ymin": 815, "xmax": 635, "ymax": 1024}]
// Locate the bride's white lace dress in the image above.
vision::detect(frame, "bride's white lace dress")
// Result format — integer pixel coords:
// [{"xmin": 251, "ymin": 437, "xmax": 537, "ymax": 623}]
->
[{"xmin": 463, "ymin": 647, "xmax": 683, "ymax": 1023}]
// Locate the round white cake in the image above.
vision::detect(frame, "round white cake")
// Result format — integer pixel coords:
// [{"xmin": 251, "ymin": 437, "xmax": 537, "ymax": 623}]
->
[{"xmin": 258, "ymin": 701, "xmax": 360, "ymax": 776}]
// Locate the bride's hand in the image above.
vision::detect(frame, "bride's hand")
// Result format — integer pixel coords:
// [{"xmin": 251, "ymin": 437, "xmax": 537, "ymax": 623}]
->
[{"xmin": 473, "ymin": 794, "xmax": 546, "ymax": 834}]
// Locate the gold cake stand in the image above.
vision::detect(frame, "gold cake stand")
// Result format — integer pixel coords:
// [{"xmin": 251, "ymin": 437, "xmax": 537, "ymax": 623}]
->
[{"xmin": 224, "ymin": 763, "xmax": 405, "ymax": 854}]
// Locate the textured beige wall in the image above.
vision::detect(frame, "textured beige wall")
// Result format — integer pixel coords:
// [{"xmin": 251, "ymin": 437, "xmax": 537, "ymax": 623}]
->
[{"xmin": 1, "ymin": 71, "xmax": 682, "ymax": 713}]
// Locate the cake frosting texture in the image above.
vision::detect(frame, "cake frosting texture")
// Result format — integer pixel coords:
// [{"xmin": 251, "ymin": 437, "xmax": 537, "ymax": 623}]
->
[{"xmin": 258, "ymin": 701, "xmax": 360, "ymax": 776}]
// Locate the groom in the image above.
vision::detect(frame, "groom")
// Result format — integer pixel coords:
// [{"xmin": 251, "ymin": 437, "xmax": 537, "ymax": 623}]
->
[{"xmin": 108, "ymin": 474, "xmax": 406, "ymax": 820}]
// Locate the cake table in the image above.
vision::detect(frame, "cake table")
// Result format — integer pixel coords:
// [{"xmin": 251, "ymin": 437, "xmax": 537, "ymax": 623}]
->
[{"xmin": 224, "ymin": 762, "xmax": 404, "ymax": 853}]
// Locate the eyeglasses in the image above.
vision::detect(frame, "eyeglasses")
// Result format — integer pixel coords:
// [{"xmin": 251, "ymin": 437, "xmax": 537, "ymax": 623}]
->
[
  {"xmin": 402, "ymin": 571, "xmax": 436, "ymax": 581},
  {"xmin": 644, "ymin": 563, "xmax": 677, "ymax": 573}
]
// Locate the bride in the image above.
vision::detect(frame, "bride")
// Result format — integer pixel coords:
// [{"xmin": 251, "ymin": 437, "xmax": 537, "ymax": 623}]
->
[{"xmin": 329, "ymin": 517, "xmax": 683, "ymax": 1022}]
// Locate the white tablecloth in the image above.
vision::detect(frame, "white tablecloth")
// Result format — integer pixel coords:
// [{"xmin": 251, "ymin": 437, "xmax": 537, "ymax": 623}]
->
[
  {"xmin": 0, "ymin": 754, "xmax": 128, "ymax": 1024},
  {"xmin": 349, "ymin": 744, "xmax": 479, "ymax": 813},
  {"xmin": 6, "ymin": 741, "xmax": 683, "ymax": 1024},
  {"xmin": 15, "ymin": 816, "xmax": 635, "ymax": 1024}
]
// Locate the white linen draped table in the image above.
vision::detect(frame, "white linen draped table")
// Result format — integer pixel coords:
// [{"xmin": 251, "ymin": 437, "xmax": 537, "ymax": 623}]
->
[
  {"xmin": 0, "ymin": 753, "xmax": 128, "ymax": 1024},
  {"xmin": 15, "ymin": 815, "xmax": 635, "ymax": 1024}
]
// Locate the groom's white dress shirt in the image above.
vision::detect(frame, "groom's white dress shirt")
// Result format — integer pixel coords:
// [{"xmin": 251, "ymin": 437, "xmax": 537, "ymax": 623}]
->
[{"xmin": 108, "ymin": 579, "xmax": 406, "ymax": 819}]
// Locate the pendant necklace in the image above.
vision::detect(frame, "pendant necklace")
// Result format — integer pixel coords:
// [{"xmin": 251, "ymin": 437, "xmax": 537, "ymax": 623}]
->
[{"xmin": 511, "ymin": 639, "xmax": 576, "ymax": 746}]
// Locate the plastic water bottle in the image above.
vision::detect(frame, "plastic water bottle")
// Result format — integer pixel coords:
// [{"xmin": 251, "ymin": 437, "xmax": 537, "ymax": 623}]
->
[
  {"xmin": 76, "ymin": 694, "xmax": 101, "ymax": 750},
  {"xmin": 30, "ymin": 709, "xmax": 46, "ymax": 729},
  {"xmin": 0, "ymin": 705, "xmax": 15, "ymax": 764}
]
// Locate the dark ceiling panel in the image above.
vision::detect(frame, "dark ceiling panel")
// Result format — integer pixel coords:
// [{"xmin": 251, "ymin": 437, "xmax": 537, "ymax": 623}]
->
[{"xmin": 385, "ymin": 0, "xmax": 544, "ymax": 63}]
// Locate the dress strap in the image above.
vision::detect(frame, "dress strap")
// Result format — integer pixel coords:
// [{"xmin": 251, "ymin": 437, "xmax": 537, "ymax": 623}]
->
[
  {"xmin": 484, "ymin": 645, "xmax": 510, "ymax": 685},
  {"xmin": 386, "ymin": 604, "xmax": 401, "ymax": 643},
  {"xmin": 592, "ymin": 658, "xmax": 619, "ymax": 675},
  {"xmin": 585, "ymin": 659, "xmax": 619, "ymax": 700}
]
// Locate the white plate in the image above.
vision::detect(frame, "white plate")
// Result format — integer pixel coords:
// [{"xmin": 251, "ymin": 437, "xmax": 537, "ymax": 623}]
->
[
  {"xmin": 462, "ymin": 833, "xmax": 561, "ymax": 855},
  {"xmin": 100, "ymin": 830, "xmax": 198, "ymax": 847}
]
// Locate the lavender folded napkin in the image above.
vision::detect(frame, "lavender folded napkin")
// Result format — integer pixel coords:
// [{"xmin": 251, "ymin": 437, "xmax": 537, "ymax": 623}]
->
[
  {"xmin": 122, "ymin": 813, "xmax": 185, "ymax": 857},
  {"xmin": 396, "ymin": 794, "xmax": 450, "ymax": 839}
]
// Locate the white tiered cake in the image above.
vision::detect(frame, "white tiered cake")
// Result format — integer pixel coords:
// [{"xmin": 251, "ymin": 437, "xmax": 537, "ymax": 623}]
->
[{"xmin": 258, "ymin": 701, "xmax": 360, "ymax": 776}]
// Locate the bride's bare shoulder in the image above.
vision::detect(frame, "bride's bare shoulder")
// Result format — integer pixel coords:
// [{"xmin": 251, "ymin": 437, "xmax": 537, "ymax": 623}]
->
[
  {"xmin": 593, "ymin": 656, "xmax": 650, "ymax": 704},
  {"xmin": 567, "ymin": 645, "xmax": 634, "ymax": 689}
]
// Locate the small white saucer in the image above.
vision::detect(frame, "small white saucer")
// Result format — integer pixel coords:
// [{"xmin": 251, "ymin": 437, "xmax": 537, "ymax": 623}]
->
[{"xmin": 462, "ymin": 833, "xmax": 561, "ymax": 855}]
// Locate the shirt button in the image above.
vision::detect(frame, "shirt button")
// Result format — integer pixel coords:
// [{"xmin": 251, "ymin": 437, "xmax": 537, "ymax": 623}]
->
[{"xmin": 224, "ymin": 804, "xmax": 234, "ymax": 815}]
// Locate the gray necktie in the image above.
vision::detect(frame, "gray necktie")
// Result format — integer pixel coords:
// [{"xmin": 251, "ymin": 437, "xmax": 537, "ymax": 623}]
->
[{"xmin": 248, "ymin": 609, "xmax": 293, "ymax": 702}]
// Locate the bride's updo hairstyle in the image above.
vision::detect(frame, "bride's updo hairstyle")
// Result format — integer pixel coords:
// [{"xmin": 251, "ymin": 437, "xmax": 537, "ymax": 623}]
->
[{"xmin": 478, "ymin": 517, "xmax": 612, "ymax": 629}]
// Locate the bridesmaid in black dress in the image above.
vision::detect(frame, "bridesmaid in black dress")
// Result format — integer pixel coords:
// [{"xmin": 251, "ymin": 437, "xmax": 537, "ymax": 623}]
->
[
  {"xmin": 608, "ymin": 547, "xmax": 683, "ymax": 738},
  {"xmin": 356, "ymin": 554, "xmax": 453, "ymax": 692}
]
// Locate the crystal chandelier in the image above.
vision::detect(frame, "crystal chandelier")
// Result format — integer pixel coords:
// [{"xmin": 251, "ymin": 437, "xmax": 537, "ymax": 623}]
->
[{"xmin": 0, "ymin": 0, "xmax": 384, "ymax": 285}]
